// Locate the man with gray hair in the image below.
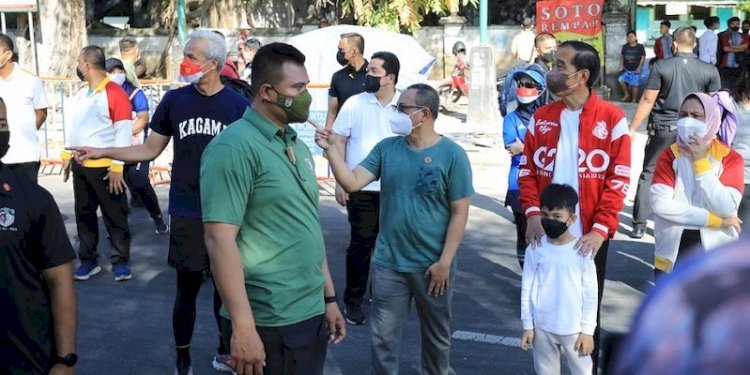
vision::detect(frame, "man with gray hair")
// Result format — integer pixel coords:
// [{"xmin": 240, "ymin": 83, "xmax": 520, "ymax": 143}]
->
[
  {"xmin": 68, "ymin": 30, "xmax": 250, "ymax": 375},
  {"xmin": 317, "ymin": 83, "xmax": 474, "ymax": 375},
  {"xmin": 118, "ymin": 37, "xmax": 141, "ymax": 88}
]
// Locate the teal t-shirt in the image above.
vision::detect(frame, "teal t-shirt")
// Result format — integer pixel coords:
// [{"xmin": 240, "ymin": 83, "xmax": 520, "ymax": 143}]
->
[
  {"xmin": 200, "ymin": 108, "xmax": 325, "ymax": 327},
  {"xmin": 360, "ymin": 136, "xmax": 474, "ymax": 273}
]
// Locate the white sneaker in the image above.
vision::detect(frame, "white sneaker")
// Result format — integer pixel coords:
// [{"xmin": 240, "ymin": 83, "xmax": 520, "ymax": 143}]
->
[{"xmin": 212, "ymin": 354, "xmax": 237, "ymax": 374}]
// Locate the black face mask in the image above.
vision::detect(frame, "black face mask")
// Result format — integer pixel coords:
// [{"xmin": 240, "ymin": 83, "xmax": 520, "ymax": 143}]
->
[
  {"xmin": 76, "ymin": 67, "xmax": 85, "ymax": 81},
  {"xmin": 364, "ymin": 74, "xmax": 382, "ymax": 93},
  {"xmin": 0, "ymin": 131, "xmax": 9, "ymax": 159},
  {"xmin": 336, "ymin": 51, "xmax": 348, "ymax": 66},
  {"xmin": 542, "ymin": 51, "xmax": 555, "ymax": 63},
  {"xmin": 541, "ymin": 218, "xmax": 569, "ymax": 239}
]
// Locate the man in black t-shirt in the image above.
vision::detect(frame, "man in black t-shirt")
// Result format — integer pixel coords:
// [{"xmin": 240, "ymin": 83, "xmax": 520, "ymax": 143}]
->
[
  {"xmin": 0, "ymin": 97, "xmax": 78, "ymax": 374},
  {"xmin": 325, "ymin": 33, "xmax": 368, "ymax": 129},
  {"xmin": 618, "ymin": 30, "xmax": 646, "ymax": 103},
  {"xmin": 628, "ymin": 27, "xmax": 720, "ymax": 239}
]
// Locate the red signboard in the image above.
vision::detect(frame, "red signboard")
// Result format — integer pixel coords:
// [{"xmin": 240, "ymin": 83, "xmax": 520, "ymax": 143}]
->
[
  {"xmin": 0, "ymin": 0, "xmax": 38, "ymax": 13},
  {"xmin": 536, "ymin": 0, "xmax": 605, "ymax": 58}
]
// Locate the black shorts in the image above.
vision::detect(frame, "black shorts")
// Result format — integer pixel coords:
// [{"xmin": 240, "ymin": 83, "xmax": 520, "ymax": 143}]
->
[{"xmin": 168, "ymin": 216, "xmax": 210, "ymax": 272}]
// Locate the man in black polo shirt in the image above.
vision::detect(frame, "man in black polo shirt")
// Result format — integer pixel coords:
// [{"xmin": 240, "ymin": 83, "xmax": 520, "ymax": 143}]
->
[
  {"xmin": 0, "ymin": 97, "xmax": 78, "ymax": 374},
  {"xmin": 325, "ymin": 32, "xmax": 368, "ymax": 129},
  {"xmin": 628, "ymin": 27, "xmax": 720, "ymax": 239}
]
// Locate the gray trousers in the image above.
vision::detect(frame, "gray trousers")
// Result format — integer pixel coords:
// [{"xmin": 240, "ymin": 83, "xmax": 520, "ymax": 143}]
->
[
  {"xmin": 533, "ymin": 329, "xmax": 593, "ymax": 375},
  {"xmin": 370, "ymin": 264, "xmax": 455, "ymax": 375}
]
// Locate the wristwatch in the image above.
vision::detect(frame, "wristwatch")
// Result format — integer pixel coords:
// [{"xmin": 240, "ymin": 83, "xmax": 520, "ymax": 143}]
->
[
  {"xmin": 324, "ymin": 295, "xmax": 337, "ymax": 304},
  {"xmin": 54, "ymin": 353, "xmax": 78, "ymax": 367}
]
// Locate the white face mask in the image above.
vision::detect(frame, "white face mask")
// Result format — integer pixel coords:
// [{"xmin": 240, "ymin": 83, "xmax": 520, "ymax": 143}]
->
[
  {"xmin": 676, "ymin": 116, "xmax": 708, "ymax": 144},
  {"xmin": 108, "ymin": 73, "xmax": 126, "ymax": 86},
  {"xmin": 517, "ymin": 94, "xmax": 540, "ymax": 104},
  {"xmin": 389, "ymin": 109, "xmax": 423, "ymax": 136},
  {"xmin": 179, "ymin": 71, "xmax": 204, "ymax": 84}
]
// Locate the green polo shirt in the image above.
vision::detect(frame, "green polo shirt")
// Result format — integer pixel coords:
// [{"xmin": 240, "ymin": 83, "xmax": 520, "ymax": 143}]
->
[{"xmin": 200, "ymin": 108, "xmax": 324, "ymax": 327}]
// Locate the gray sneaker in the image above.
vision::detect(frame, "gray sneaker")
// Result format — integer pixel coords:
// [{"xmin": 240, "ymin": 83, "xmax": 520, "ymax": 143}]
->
[{"xmin": 212, "ymin": 354, "xmax": 237, "ymax": 374}]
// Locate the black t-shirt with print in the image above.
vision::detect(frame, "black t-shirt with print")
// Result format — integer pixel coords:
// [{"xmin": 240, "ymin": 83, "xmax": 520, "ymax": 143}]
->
[
  {"xmin": 150, "ymin": 84, "xmax": 250, "ymax": 218},
  {"xmin": 621, "ymin": 43, "xmax": 646, "ymax": 71},
  {"xmin": 0, "ymin": 164, "xmax": 76, "ymax": 374}
]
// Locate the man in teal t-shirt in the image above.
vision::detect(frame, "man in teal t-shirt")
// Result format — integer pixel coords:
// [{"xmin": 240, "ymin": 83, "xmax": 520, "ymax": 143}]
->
[
  {"xmin": 201, "ymin": 43, "xmax": 345, "ymax": 375},
  {"xmin": 317, "ymin": 83, "xmax": 474, "ymax": 375}
]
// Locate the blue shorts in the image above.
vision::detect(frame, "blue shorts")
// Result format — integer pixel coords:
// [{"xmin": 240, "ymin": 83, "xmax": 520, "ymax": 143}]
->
[{"xmin": 618, "ymin": 70, "xmax": 640, "ymax": 87}]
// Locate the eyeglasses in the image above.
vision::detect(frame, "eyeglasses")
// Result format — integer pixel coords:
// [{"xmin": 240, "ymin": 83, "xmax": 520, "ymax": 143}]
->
[
  {"xmin": 517, "ymin": 81, "xmax": 538, "ymax": 89},
  {"xmin": 395, "ymin": 104, "xmax": 425, "ymax": 113}
]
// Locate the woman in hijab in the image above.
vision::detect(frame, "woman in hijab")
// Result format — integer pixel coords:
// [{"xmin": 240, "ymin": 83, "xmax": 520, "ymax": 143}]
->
[
  {"xmin": 649, "ymin": 92, "xmax": 743, "ymax": 279},
  {"xmin": 503, "ymin": 68, "xmax": 547, "ymax": 268}
]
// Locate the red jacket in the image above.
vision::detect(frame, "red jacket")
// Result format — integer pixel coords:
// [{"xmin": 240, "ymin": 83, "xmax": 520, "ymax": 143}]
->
[
  {"xmin": 518, "ymin": 92, "xmax": 631, "ymax": 238},
  {"xmin": 718, "ymin": 31, "xmax": 750, "ymax": 68}
]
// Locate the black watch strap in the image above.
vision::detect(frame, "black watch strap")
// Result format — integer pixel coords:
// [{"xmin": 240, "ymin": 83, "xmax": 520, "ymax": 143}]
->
[
  {"xmin": 54, "ymin": 353, "xmax": 78, "ymax": 367},
  {"xmin": 324, "ymin": 295, "xmax": 337, "ymax": 304}
]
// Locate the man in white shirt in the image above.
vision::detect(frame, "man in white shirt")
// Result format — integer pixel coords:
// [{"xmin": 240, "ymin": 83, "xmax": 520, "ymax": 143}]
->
[
  {"xmin": 699, "ymin": 16, "xmax": 720, "ymax": 64},
  {"xmin": 0, "ymin": 34, "xmax": 48, "ymax": 183},
  {"xmin": 511, "ymin": 18, "xmax": 537, "ymax": 63},
  {"xmin": 331, "ymin": 51, "xmax": 398, "ymax": 326}
]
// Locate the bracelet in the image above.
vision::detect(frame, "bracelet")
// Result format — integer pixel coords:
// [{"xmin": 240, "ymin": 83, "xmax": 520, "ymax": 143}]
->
[{"xmin": 324, "ymin": 295, "xmax": 337, "ymax": 304}]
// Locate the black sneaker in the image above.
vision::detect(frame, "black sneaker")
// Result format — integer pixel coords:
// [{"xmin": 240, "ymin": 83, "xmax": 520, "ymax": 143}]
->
[
  {"xmin": 154, "ymin": 218, "xmax": 169, "ymax": 234},
  {"xmin": 345, "ymin": 304, "xmax": 366, "ymax": 325}
]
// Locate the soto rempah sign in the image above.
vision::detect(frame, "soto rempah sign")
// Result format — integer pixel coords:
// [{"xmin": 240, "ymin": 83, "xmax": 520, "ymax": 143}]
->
[
  {"xmin": 536, "ymin": 0, "xmax": 605, "ymax": 62},
  {"xmin": 0, "ymin": 0, "xmax": 38, "ymax": 13}
]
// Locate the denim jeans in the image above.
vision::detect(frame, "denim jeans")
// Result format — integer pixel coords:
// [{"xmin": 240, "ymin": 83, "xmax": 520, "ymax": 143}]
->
[{"xmin": 370, "ymin": 264, "xmax": 455, "ymax": 375}]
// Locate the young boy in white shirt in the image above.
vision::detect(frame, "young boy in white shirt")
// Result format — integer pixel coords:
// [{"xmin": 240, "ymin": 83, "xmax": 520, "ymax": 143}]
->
[{"xmin": 519, "ymin": 183, "xmax": 598, "ymax": 375}]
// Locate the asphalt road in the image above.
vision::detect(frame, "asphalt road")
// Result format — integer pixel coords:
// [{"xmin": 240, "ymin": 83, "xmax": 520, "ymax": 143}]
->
[{"xmin": 37, "ymin": 101, "xmax": 657, "ymax": 374}]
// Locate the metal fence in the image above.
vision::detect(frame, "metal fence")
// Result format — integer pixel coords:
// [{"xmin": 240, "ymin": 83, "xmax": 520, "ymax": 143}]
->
[{"xmin": 37, "ymin": 79, "xmax": 332, "ymax": 183}]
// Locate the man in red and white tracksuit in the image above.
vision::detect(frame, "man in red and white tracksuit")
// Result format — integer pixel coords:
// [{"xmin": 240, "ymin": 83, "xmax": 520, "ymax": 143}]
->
[{"xmin": 518, "ymin": 41, "xmax": 631, "ymax": 374}]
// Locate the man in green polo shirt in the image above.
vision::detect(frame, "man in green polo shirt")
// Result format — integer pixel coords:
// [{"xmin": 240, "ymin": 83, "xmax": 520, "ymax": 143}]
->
[{"xmin": 201, "ymin": 43, "xmax": 346, "ymax": 375}]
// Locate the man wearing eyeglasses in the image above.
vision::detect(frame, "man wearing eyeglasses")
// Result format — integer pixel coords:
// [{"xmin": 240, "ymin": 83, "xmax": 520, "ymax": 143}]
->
[
  {"xmin": 329, "ymin": 51, "xmax": 399, "ymax": 326},
  {"xmin": 317, "ymin": 83, "xmax": 473, "ymax": 375}
]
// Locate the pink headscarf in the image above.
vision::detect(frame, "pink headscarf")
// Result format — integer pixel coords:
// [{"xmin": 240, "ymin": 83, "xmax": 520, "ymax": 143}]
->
[{"xmin": 678, "ymin": 92, "xmax": 722, "ymax": 154}]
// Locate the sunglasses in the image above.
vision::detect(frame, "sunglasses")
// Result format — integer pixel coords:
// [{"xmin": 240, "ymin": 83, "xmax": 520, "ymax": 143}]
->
[
  {"xmin": 395, "ymin": 104, "xmax": 425, "ymax": 113},
  {"xmin": 517, "ymin": 81, "xmax": 538, "ymax": 89}
]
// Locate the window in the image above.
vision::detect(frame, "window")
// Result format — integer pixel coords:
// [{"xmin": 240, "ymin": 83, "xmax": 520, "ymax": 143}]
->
[
  {"xmin": 654, "ymin": 5, "xmax": 681, "ymax": 21},
  {"xmin": 690, "ymin": 6, "xmax": 711, "ymax": 23}
]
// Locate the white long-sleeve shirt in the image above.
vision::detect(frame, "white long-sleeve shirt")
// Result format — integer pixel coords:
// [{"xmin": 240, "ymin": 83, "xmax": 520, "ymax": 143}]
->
[
  {"xmin": 521, "ymin": 236, "xmax": 598, "ymax": 336},
  {"xmin": 699, "ymin": 29, "xmax": 718, "ymax": 65}
]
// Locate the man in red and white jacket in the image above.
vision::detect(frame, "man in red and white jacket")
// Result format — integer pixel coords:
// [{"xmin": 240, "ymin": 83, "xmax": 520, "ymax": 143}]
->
[{"xmin": 518, "ymin": 41, "xmax": 631, "ymax": 373}]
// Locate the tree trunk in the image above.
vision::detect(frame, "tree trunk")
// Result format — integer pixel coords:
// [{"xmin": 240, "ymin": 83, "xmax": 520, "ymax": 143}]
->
[
  {"xmin": 38, "ymin": 0, "xmax": 87, "ymax": 78},
  {"xmin": 207, "ymin": 0, "xmax": 240, "ymax": 28},
  {"xmin": 155, "ymin": 0, "xmax": 177, "ymax": 78}
]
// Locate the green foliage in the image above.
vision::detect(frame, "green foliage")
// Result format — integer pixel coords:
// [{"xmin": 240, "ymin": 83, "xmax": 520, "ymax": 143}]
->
[
  {"xmin": 739, "ymin": 0, "xmax": 750, "ymax": 13},
  {"xmin": 336, "ymin": 0, "xmax": 477, "ymax": 33}
]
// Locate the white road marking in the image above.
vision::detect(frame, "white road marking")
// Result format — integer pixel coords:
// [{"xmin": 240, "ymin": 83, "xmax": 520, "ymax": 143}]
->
[{"xmin": 452, "ymin": 330, "xmax": 522, "ymax": 347}]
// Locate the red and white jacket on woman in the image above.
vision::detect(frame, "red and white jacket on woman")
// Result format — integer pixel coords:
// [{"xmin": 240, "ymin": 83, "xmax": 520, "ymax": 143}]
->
[
  {"xmin": 518, "ymin": 92, "xmax": 631, "ymax": 239},
  {"xmin": 650, "ymin": 141, "xmax": 743, "ymax": 272}
]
